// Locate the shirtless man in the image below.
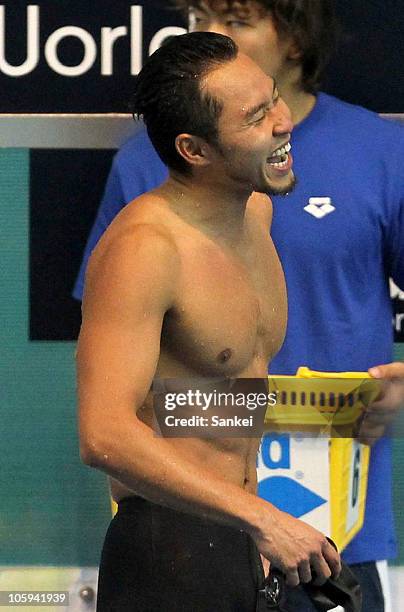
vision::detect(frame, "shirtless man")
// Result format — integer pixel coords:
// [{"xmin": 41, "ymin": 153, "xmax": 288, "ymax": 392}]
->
[{"xmin": 77, "ymin": 32, "xmax": 341, "ymax": 611}]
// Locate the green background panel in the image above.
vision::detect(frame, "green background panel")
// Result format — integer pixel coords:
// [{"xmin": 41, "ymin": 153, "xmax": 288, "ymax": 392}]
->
[
  {"xmin": 0, "ymin": 149, "xmax": 403, "ymax": 565},
  {"xmin": 0, "ymin": 150, "xmax": 110, "ymax": 566}
]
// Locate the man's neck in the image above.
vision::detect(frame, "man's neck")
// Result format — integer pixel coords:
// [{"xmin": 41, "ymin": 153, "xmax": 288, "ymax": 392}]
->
[
  {"xmin": 276, "ymin": 69, "xmax": 317, "ymax": 126},
  {"xmin": 159, "ymin": 176, "xmax": 250, "ymax": 245},
  {"xmin": 282, "ymin": 88, "xmax": 316, "ymax": 126}
]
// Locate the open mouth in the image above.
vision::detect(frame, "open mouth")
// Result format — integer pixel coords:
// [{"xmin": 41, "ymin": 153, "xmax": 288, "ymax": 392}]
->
[{"xmin": 267, "ymin": 142, "xmax": 292, "ymax": 169}]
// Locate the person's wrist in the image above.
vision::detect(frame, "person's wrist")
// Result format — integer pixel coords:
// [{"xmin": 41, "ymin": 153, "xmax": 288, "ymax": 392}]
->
[{"xmin": 242, "ymin": 496, "xmax": 277, "ymax": 539}]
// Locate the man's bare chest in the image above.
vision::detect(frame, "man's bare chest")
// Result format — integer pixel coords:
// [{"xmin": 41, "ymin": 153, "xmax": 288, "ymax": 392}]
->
[{"xmin": 161, "ymin": 241, "xmax": 287, "ymax": 376}]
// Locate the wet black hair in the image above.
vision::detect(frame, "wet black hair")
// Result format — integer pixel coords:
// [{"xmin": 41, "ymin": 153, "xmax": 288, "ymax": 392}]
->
[{"xmin": 131, "ymin": 31, "xmax": 238, "ymax": 175}]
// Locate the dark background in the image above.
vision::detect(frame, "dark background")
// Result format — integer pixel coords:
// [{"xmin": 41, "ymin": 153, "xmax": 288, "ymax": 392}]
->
[
  {"xmin": 29, "ymin": 149, "xmax": 115, "ymax": 340},
  {"xmin": 0, "ymin": 0, "xmax": 186, "ymax": 112},
  {"xmin": 1, "ymin": 0, "xmax": 403, "ymax": 113},
  {"xmin": 324, "ymin": 0, "xmax": 404, "ymax": 113}
]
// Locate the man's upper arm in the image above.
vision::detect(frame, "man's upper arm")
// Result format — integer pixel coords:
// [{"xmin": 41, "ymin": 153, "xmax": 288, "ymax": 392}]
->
[{"xmin": 77, "ymin": 225, "xmax": 179, "ymax": 447}]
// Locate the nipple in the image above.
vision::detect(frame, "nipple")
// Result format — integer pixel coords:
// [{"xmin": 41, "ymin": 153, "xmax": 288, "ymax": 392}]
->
[{"xmin": 218, "ymin": 348, "xmax": 232, "ymax": 363}]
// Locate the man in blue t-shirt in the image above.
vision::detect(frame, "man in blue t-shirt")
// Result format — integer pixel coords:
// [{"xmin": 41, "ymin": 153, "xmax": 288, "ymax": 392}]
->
[{"xmin": 74, "ymin": 2, "xmax": 404, "ymax": 610}]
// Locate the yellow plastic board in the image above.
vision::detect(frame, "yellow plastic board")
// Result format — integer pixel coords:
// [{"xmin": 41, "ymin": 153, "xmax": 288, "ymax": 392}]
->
[{"xmin": 260, "ymin": 367, "xmax": 379, "ymax": 550}]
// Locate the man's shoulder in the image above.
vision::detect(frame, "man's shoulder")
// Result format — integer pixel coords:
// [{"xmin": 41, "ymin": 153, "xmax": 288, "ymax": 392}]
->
[
  {"xmin": 317, "ymin": 92, "xmax": 404, "ymax": 138},
  {"xmin": 318, "ymin": 92, "xmax": 377, "ymax": 121},
  {"xmin": 116, "ymin": 193, "xmax": 177, "ymax": 241},
  {"xmin": 96, "ymin": 193, "xmax": 177, "ymax": 259},
  {"xmin": 87, "ymin": 200, "xmax": 180, "ymax": 296},
  {"xmin": 247, "ymin": 192, "xmax": 273, "ymax": 228}
]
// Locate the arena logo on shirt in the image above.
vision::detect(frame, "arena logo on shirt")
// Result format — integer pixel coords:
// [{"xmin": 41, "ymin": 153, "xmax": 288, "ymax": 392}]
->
[{"xmin": 303, "ymin": 197, "xmax": 335, "ymax": 219}]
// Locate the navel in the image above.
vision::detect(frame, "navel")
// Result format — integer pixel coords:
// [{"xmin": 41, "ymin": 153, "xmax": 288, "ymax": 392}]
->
[{"xmin": 217, "ymin": 348, "xmax": 233, "ymax": 363}]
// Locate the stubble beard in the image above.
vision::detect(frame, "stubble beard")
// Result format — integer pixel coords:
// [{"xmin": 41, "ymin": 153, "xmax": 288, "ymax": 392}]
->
[
  {"xmin": 214, "ymin": 140, "xmax": 298, "ymax": 197},
  {"xmin": 264, "ymin": 172, "xmax": 297, "ymax": 197}
]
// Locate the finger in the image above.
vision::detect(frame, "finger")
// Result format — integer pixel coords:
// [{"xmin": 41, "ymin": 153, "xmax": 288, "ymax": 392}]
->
[
  {"xmin": 369, "ymin": 382, "xmax": 404, "ymax": 413},
  {"xmin": 298, "ymin": 559, "xmax": 312, "ymax": 584},
  {"xmin": 322, "ymin": 541, "xmax": 342, "ymax": 579},
  {"xmin": 361, "ymin": 409, "xmax": 394, "ymax": 425},
  {"xmin": 369, "ymin": 362, "xmax": 404, "ymax": 380},
  {"xmin": 260, "ymin": 554, "xmax": 270, "ymax": 578},
  {"xmin": 285, "ymin": 567, "xmax": 300, "ymax": 587},
  {"xmin": 310, "ymin": 556, "xmax": 331, "ymax": 586}
]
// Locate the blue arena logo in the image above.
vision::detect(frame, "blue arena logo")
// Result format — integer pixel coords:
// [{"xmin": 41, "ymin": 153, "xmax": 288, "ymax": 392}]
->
[
  {"xmin": 258, "ymin": 476, "xmax": 327, "ymax": 518},
  {"xmin": 258, "ymin": 432, "xmax": 327, "ymax": 517}
]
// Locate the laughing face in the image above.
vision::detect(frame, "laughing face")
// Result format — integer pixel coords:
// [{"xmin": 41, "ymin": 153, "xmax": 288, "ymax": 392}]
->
[{"xmin": 204, "ymin": 52, "xmax": 295, "ymax": 195}]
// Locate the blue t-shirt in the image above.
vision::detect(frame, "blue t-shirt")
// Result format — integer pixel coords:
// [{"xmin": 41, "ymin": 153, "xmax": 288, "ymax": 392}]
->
[
  {"xmin": 74, "ymin": 93, "xmax": 404, "ymax": 564},
  {"xmin": 270, "ymin": 93, "xmax": 404, "ymax": 563}
]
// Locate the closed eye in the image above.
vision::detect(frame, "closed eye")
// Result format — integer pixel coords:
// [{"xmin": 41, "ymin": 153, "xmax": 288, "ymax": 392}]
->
[
  {"xmin": 253, "ymin": 105, "xmax": 272, "ymax": 123},
  {"xmin": 226, "ymin": 19, "xmax": 250, "ymax": 28}
]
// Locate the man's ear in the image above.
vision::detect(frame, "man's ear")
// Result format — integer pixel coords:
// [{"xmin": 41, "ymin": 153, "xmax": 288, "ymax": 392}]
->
[
  {"xmin": 175, "ymin": 133, "xmax": 212, "ymax": 169},
  {"xmin": 287, "ymin": 40, "xmax": 302, "ymax": 61}
]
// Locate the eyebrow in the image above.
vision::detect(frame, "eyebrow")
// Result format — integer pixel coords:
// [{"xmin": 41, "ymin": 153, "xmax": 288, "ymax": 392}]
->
[{"xmin": 244, "ymin": 79, "xmax": 278, "ymax": 120}]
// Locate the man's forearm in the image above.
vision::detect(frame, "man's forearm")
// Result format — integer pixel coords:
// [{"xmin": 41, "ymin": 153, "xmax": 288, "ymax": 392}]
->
[{"xmin": 81, "ymin": 415, "xmax": 270, "ymax": 537}]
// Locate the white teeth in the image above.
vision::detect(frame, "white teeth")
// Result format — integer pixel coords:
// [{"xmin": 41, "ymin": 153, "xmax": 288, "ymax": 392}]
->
[
  {"xmin": 272, "ymin": 156, "xmax": 289, "ymax": 168},
  {"xmin": 270, "ymin": 142, "xmax": 291, "ymax": 158}
]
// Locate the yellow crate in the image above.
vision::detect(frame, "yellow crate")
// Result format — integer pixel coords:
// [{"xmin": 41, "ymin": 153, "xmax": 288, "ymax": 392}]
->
[
  {"xmin": 266, "ymin": 367, "xmax": 380, "ymax": 429},
  {"xmin": 264, "ymin": 367, "xmax": 380, "ymax": 550}
]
